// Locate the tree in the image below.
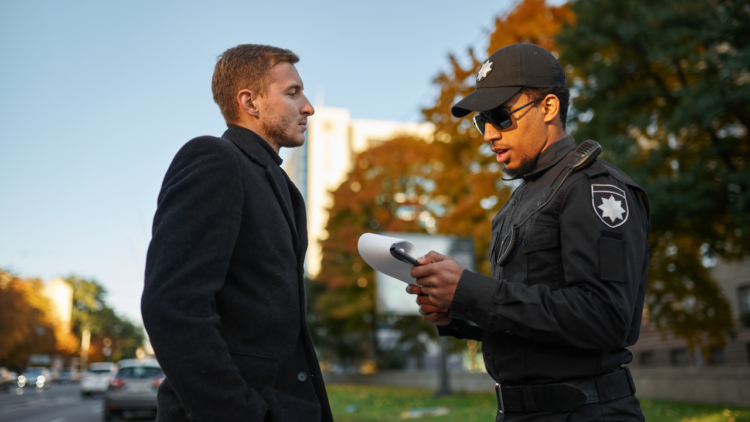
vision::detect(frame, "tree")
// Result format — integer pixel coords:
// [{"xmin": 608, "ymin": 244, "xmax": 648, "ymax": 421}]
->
[
  {"xmin": 65, "ymin": 276, "xmax": 145, "ymax": 363},
  {"xmin": 0, "ymin": 270, "xmax": 58, "ymax": 371},
  {"xmin": 555, "ymin": 0, "xmax": 749, "ymax": 354},
  {"xmin": 312, "ymin": 136, "xmax": 443, "ymax": 368}
]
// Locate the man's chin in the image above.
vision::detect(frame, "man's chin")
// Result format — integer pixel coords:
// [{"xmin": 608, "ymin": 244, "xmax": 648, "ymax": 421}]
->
[
  {"xmin": 502, "ymin": 164, "xmax": 520, "ymax": 178},
  {"xmin": 278, "ymin": 135, "xmax": 306, "ymax": 149}
]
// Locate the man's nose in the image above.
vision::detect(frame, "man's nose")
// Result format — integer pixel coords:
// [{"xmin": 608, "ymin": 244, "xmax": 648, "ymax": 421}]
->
[
  {"xmin": 484, "ymin": 123, "xmax": 501, "ymax": 144},
  {"xmin": 301, "ymin": 94, "xmax": 314, "ymax": 116}
]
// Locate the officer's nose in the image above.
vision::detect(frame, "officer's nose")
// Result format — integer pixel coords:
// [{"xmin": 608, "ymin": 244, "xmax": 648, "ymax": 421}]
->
[{"xmin": 484, "ymin": 123, "xmax": 502, "ymax": 145}]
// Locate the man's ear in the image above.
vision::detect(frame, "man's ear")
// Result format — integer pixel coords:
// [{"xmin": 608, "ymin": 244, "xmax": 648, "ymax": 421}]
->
[
  {"xmin": 237, "ymin": 89, "xmax": 260, "ymax": 119},
  {"xmin": 542, "ymin": 94, "xmax": 561, "ymax": 126}
]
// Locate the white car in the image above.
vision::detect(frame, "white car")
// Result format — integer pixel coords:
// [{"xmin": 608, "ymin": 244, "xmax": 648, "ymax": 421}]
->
[{"xmin": 80, "ymin": 362, "xmax": 116, "ymax": 396}]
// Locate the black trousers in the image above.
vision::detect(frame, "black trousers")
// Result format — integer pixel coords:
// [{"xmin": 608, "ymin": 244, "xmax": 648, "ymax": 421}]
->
[{"xmin": 497, "ymin": 394, "xmax": 645, "ymax": 422}]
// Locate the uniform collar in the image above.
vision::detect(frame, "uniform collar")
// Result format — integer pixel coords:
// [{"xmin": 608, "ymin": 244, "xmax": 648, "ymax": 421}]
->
[
  {"xmin": 522, "ymin": 135, "xmax": 576, "ymax": 180},
  {"xmin": 225, "ymin": 125, "xmax": 283, "ymax": 166}
]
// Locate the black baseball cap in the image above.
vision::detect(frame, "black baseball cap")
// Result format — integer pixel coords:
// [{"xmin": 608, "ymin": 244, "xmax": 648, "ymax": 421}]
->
[{"xmin": 451, "ymin": 43, "xmax": 566, "ymax": 118}]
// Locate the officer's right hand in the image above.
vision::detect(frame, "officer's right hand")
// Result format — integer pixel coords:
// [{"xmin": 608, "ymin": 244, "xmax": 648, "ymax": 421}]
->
[{"xmin": 405, "ymin": 284, "xmax": 452, "ymax": 326}]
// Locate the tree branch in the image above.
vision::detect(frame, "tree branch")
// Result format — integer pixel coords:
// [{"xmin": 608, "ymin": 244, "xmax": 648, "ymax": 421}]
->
[{"xmin": 707, "ymin": 127, "xmax": 736, "ymax": 171}]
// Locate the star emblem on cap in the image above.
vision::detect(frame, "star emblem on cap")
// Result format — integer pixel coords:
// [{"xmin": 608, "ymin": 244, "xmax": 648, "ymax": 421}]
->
[
  {"xmin": 597, "ymin": 196, "xmax": 626, "ymax": 223},
  {"xmin": 477, "ymin": 60, "xmax": 493, "ymax": 82}
]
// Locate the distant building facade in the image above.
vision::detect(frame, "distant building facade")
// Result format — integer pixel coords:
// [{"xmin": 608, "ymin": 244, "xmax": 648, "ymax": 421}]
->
[
  {"xmin": 41, "ymin": 278, "xmax": 73, "ymax": 333},
  {"xmin": 629, "ymin": 259, "xmax": 750, "ymax": 367},
  {"xmin": 285, "ymin": 106, "xmax": 434, "ymax": 278}
]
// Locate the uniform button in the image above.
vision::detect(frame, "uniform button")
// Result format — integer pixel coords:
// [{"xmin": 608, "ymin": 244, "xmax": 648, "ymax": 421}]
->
[
  {"xmin": 297, "ymin": 372, "xmax": 308, "ymax": 382},
  {"xmin": 512, "ymin": 199, "xmax": 517, "ymax": 205},
  {"xmin": 466, "ymin": 310, "xmax": 474, "ymax": 317}
]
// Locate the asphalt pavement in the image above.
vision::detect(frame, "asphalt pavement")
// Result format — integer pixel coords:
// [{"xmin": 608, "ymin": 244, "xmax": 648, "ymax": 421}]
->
[{"xmin": 0, "ymin": 383, "xmax": 155, "ymax": 422}]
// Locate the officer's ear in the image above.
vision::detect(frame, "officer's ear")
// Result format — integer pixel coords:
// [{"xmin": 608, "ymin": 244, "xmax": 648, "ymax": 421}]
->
[
  {"xmin": 541, "ymin": 94, "xmax": 561, "ymax": 127},
  {"xmin": 237, "ymin": 89, "xmax": 260, "ymax": 119}
]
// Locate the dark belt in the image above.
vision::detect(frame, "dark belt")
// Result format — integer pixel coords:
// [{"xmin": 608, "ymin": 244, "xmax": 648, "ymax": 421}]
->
[{"xmin": 495, "ymin": 367, "xmax": 636, "ymax": 414}]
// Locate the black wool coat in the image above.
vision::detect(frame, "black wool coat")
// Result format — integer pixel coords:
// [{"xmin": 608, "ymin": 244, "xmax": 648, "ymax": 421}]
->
[{"xmin": 142, "ymin": 126, "xmax": 333, "ymax": 422}]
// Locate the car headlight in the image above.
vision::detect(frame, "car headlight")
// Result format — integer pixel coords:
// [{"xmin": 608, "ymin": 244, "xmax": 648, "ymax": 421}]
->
[
  {"xmin": 18, "ymin": 375, "xmax": 26, "ymax": 382},
  {"xmin": 38, "ymin": 376, "xmax": 45, "ymax": 382}
]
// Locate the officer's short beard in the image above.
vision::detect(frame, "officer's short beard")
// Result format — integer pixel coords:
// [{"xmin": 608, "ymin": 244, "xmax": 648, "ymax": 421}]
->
[{"xmin": 503, "ymin": 153, "xmax": 539, "ymax": 179}]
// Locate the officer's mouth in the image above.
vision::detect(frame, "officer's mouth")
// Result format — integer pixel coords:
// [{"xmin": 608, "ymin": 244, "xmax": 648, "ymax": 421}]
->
[{"xmin": 495, "ymin": 148, "xmax": 510, "ymax": 163}]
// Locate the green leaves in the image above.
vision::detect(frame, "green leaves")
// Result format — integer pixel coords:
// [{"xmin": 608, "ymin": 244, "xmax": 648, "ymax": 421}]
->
[{"xmin": 558, "ymin": 0, "xmax": 750, "ymax": 352}]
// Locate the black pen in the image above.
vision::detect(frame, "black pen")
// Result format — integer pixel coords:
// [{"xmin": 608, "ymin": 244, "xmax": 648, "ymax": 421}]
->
[{"xmin": 389, "ymin": 246, "xmax": 421, "ymax": 267}]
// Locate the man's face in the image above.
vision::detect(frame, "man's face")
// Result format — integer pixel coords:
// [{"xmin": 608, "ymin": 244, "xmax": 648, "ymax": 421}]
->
[
  {"xmin": 484, "ymin": 92, "xmax": 548, "ymax": 178},
  {"xmin": 257, "ymin": 62, "xmax": 314, "ymax": 150}
]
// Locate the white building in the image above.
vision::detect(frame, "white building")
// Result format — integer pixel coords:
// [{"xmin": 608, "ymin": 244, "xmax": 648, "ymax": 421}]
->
[
  {"xmin": 285, "ymin": 106, "xmax": 434, "ymax": 278},
  {"xmin": 41, "ymin": 277, "xmax": 73, "ymax": 333}
]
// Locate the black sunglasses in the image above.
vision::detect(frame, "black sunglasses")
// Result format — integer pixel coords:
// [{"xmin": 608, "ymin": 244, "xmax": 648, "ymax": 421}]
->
[{"xmin": 473, "ymin": 97, "xmax": 542, "ymax": 135}]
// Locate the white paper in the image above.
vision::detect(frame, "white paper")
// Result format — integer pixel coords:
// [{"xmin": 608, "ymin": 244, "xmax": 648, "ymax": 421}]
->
[{"xmin": 358, "ymin": 233, "xmax": 418, "ymax": 285}]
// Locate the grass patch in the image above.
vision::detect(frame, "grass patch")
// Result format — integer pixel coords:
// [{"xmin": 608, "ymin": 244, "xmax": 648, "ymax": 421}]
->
[
  {"xmin": 326, "ymin": 384, "xmax": 750, "ymax": 422},
  {"xmin": 327, "ymin": 384, "xmax": 496, "ymax": 422},
  {"xmin": 640, "ymin": 399, "xmax": 750, "ymax": 422}
]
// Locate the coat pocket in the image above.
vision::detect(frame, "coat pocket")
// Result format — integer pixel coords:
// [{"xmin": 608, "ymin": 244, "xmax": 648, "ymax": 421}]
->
[
  {"xmin": 229, "ymin": 352, "xmax": 278, "ymax": 391},
  {"xmin": 521, "ymin": 222, "xmax": 561, "ymax": 289}
]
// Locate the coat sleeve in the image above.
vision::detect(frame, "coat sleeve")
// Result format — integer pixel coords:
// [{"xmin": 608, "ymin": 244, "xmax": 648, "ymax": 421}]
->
[
  {"xmin": 141, "ymin": 137, "xmax": 269, "ymax": 422},
  {"xmin": 447, "ymin": 174, "xmax": 650, "ymax": 350}
]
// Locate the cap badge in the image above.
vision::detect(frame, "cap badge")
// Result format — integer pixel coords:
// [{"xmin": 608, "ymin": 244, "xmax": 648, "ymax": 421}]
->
[{"xmin": 477, "ymin": 60, "xmax": 493, "ymax": 82}]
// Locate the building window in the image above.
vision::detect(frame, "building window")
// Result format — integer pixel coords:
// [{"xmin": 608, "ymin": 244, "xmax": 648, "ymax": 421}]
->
[
  {"xmin": 708, "ymin": 348, "xmax": 726, "ymax": 365},
  {"xmin": 739, "ymin": 285, "xmax": 750, "ymax": 328},
  {"xmin": 639, "ymin": 351, "xmax": 655, "ymax": 366},
  {"xmin": 670, "ymin": 348, "xmax": 689, "ymax": 366}
]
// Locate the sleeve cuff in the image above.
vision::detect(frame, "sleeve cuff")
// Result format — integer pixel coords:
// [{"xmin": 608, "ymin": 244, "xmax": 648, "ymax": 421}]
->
[
  {"xmin": 436, "ymin": 319, "xmax": 482, "ymax": 341},
  {"xmin": 448, "ymin": 269, "xmax": 498, "ymax": 326}
]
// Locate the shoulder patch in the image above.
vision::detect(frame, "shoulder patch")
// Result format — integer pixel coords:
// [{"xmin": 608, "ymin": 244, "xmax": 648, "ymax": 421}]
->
[{"xmin": 591, "ymin": 184, "xmax": 629, "ymax": 228}]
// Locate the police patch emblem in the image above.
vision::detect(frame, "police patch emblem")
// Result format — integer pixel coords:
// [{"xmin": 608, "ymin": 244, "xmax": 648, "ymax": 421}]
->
[
  {"xmin": 477, "ymin": 60, "xmax": 493, "ymax": 82},
  {"xmin": 591, "ymin": 184, "xmax": 629, "ymax": 228}
]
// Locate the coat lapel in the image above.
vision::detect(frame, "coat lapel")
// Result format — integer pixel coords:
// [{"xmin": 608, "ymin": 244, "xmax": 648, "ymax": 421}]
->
[
  {"xmin": 282, "ymin": 170, "xmax": 308, "ymax": 261},
  {"xmin": 264, "ymin": 166, "xmax": 299, "ymax": 252},
  {"xmin": 222, "ymin": 128, "xmax": 299, "ymax": 254}
]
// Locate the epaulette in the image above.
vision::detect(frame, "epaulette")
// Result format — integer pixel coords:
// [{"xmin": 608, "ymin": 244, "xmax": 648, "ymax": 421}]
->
[{"xmin": 580, "ymin": 159, "xmax": 609, "ymax": 179}]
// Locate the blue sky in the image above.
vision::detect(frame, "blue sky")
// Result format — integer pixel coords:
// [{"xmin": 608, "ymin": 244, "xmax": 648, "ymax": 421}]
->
[{"xmin": 0, "ymin": 0, "xmax": 560, "ymax": 324}]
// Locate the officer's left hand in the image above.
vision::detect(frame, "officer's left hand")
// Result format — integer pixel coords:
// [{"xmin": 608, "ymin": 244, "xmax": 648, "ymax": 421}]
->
[{"xmin": 410, "ymin": 251, "xmax": 465, "ymax": 309}]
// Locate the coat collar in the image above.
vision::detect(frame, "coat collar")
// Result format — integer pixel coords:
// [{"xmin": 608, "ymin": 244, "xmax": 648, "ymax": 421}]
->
[
  {"xmin": 522, "ymin": 135, "xmax": 577, "ymax": 180},
  {"xmin": 223, "ymin": 125, "xmax": 283, "ymax": 166}
]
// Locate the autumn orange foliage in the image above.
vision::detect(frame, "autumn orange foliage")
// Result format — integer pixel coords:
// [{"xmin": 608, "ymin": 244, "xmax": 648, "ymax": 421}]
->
[{"xmin": 0, "ymin": 270, "xmax": 77, "ymax": 369}]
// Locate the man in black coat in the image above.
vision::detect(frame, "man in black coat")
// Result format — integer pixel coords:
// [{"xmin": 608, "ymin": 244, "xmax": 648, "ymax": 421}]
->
[
  {"xmin": 142, "ymin": 44, "xmax": 333, "ymax": 422},
  {"xmin": 407, "ymin": 43, "xmax": 649, "ymax": 421}
]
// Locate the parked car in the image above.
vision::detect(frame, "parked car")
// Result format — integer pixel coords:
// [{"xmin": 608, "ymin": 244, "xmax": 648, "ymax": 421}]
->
[
  {"xmin": 103, "ymin": 359, "xmax": 163, "ymax": 421},
  {"xmin": 0, "ymin": 367, "xmax": 13, "ymax": 392},
  {"xmin": 80, "ymin": 362, "xmax": 116, "ymax": 397},
  {"xmin": 56, "ymin": 368, "xmax": 79, "ymax": 383},
  {"xmin": 18, "ymin": 367, "xmax": 52, "ymax": 389}
]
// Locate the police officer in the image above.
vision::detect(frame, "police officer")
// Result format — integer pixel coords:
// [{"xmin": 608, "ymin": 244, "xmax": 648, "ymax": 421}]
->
[{"xmin": 406, "ymin": 43, "xmax": 650, "ymax": 421}]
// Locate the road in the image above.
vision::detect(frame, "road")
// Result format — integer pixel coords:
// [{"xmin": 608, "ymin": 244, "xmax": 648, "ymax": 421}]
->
[{"xmin": 0, "ymin": 384, "xmax": 155, "ymax": 422}]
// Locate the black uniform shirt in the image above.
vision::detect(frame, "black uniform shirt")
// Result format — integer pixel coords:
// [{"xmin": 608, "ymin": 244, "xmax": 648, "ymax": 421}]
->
[{"xmin": 438, "ymin": 136, "xmax": 651, "ymax": 385}]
